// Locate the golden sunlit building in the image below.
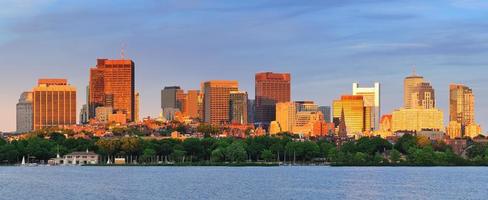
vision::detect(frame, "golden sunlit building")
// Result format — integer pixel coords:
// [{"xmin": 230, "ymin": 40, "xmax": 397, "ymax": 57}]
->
[
  {"xmin": 203, "ymin": 80, "xmax": 238, "ymax": 125},
  {"xmin": 447, "ymin": 121, "xmax": 462, "ymax": 139},
  {"xmin": 292, "ymin": 111, "xmax": 324, "ymax": 137},
  {"xmin": 89, "ymin": 59, "xmax": 135, "ymax": 122},
  {"xmin": 333, "ymin": 95, "xmax": 365, "ymax": 136},
  {"xmin": 465, "ymin": 123, "xmax": 482, "ymax": 138},
  {"xmin": 391, "ymin": 108, "xmax": 444, "ymax": 132},
  {"xmin": 274, "ymin": 102, "xmax": 297, "ymax": 133},
  {"xmin": 449, "ymin": 84, "xmax": 476, "ymax": 137},
  {"xmin": 32, "ymin": 79, "xmax": 76, "ymax": 130},
  {"xmin": 404, "ymin": 72, "xmax": 424, "ymax": 109},
  {"xmin": 186, "ymin": 90, "xmax": 200, "ymax": 119}
]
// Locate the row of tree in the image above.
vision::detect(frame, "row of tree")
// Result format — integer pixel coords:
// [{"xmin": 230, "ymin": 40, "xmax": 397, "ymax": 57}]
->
[{"xmin": 2, "ymin": 131, "xmax": 488, "ymax": 166}]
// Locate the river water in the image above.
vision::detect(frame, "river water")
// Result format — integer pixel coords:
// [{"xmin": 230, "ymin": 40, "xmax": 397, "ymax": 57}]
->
[{"xmin": 0, "ymin": 166, "xmax": 486, "ymax": 200}]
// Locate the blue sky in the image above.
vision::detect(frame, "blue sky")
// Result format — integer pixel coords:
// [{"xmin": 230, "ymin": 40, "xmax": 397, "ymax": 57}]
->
[{"xmin": 1, "ymin": 0, "xmax": 488, "ymax": 132}]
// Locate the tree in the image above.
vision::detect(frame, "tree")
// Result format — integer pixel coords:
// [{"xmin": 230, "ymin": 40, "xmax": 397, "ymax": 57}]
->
[
  {"xmin": 390, "ymin": 149, "xmax": 401, "ymax": 164},
  {"xmin": 182, "ymin": 138, "xmax": 203, "ymax": 162},
  {"xmin": 226, "ymin": 141, "xmax": 247, "ymax": 163},
  {"xmin": 261, "ymin": 149, "xmax": 274, "ymax": 162},
  {"xmin": 395, "ymin": 134, "xmax": 417, "ymax": 154},
  {"xmin": 139, "ymin": 148, "xmax": 156, "ymax": 164}
]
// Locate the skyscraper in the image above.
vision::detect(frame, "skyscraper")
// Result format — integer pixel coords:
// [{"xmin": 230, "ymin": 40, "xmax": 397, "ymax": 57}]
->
[
  {"xmin": 135, "ymin": 92, "xmax": 140, "ymax": 122},
  {"xmin": 203, "ymin": 80, "xmax": 238, "ymax": 125},
  {"xmin": 255, "ymin": 72, "xmax": 291, "ymax": 125},
  {"xmin": 229, "ymin": 91, "xmax": 248, "ymax": 124},
  {"xmin": 186, "ymin": 90, "xmax": 200, "ymax": 119},
  {"xmin": 16, "ymin": 92, "xmax": 33, "ymax": 133},
  {"xmin": 450, "ymin": 84, "xmax": 474, "ymax": 126},
  {"xmin": 332, "ymin": 95, "xmax": 365, "ymax": 135},
  {"xmin": 404, "ymin": 72, "xmax": 424, "ymax": 109},
  {"xmin": 275, "ymin": 102, "xmax": 297, "ymax": 133},
  {"xmin": 352, "ymin": 82, "xmax": 380, "ymax": 130},
  {"xmin": 32, "ymin": 79, "xmax": 76, "ymax": 130},
  {"xmin": 318, "ymin": 106, "xmax": 331, "ymax": 123},
  {"xmin": 161, "ymin": 86, "xmax": 183, "ymax": 120},
  {"xmin": 412, "ymin": 82, "xmax": 435, "ymax": 109},
  {"xmin": 89, "ymin": 59, "xmax": 135, "ymax": 122}
]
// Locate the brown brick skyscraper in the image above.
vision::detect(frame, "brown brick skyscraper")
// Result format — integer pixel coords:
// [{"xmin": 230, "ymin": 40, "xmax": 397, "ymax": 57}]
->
[
  {"xmin": 255, "ymin": 72, "xmax": 291, "ymax": 125},
  {"xmin": 89, "ymin": 59, "xmax": 135, "ymax": 122},
  {"xmin": 203, "ymin": 80, "xmax": 238, "ymax": 125}
]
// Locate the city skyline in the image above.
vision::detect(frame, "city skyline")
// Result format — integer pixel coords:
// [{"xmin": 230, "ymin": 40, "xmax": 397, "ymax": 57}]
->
[{"xmin": 1, "ymin": 1, "xmax": 488, "ymax": 131}]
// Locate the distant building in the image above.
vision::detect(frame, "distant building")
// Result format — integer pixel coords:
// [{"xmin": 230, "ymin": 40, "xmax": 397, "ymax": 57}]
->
[
  {"xmin": 352, "ymin": 82, "xmax": 380, "ymax": 130},
  {"xmin": 203, "ymin": 80, "xmax": 238, "ymax": 125},
  {"xmin": 89, "ymin": 59, "xmax": 135, "ymax": 122},
  {"xmin": 447, "ymin": 121, "xmax": 462, "ymax": 139},
  {"xmin": 449, "ymin": 84, "xmax": 475, "ymax": 137},
  {"xmin": 186, "ymin": 90, "xmax": 200, "ymax": 119},
  {"xmin": 274, "ymin": 102, "xmax": 297, "ymax": 133},
  {"xmin": 391, "ymin": 108, "xmax": 444, "ymax": 132},
  {"xmin": 295, "ymin": 101, "xmax": 318, "ymax": 112},
  {"xmin": 318, "ymin": 106, "xmax": 331, "ymax": 123},
  {"xmin": 333, "ymin": 95, "xmax": 365, "ymax": 136},
  {"xmin": 95, "ymin": 107, "xmax": 113, "ymax": 123},
  {"xmin": 404, "ymin": 72, "xmax": 425, "ymax": 109},
  {"xmin": 135, "ymin": 92, "xmax": 140, "ymax": 122},
  {"xmin": 161, "ymin": 86, "xmax": 182, "ymax": 111},
  {"xmin": 50, "ymin": 151, "xmax": 99, "ymax": 165},
  {"xmin": 32, "ymin": 79, "xmax": 76, "ymax": 130},
  {"xmin": 16, "ymin": 92, "xmax": 33, "ymax": 133},
  {"xmin": 229, "ymin": 91, "xmax": 248, "ymax": 124},
  {"xmin": 79, "ymin": 104, "xmax": 89, "ymax": 124},
  {"xmin": 247, "ymin": 99, "xmax": 255, "ymax": 124},
  {"xmin": 412, "ymin": 82, "xmax": 435, "ymax": 109},
  {"xmin": 255, "ymin": 72, "xmax": 291, "ymax": 125}
]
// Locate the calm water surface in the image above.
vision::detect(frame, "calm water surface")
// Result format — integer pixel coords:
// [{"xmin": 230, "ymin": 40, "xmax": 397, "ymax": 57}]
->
[{"xmin": 0, "ymin": 166, "xmax": 487, "ymax": 200}]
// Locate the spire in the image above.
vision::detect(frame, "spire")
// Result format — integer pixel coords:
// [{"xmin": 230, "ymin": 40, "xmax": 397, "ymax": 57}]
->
[{"xmin": 338, "ymin": 107, "xmax": 348, "ymax": 138}]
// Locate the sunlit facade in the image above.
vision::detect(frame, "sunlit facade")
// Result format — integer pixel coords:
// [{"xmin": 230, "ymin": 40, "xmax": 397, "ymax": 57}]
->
[
  {"xmin": 16, "ymin": 92, "xmax": 33, "ymax": 133},
  {"xmin": 352, "ymin": 82, "xmax": 380, "ymax": 130},
  {"xmin": 203, "ymin": 80, "xmax": 238, "ymax": 125},
  {"xmin": 274, "ymin": 102, "xmax": 297, "ymax": 133},
  {"xmin": 32, "ymin": 79, "xmax": 77, "ymax": 130},
  {"xmin": 333, "ymin": 95, "xmax": 365, "ymax": 135},
  {"xmin": 404, "ymin": 72, "xmax": 424, "ymax": 109},
  {"xmin": 391, "ymin": 108, "xmax": 444, "ymax": 132},
  {"xmin": 89, "ymin": 59, "xmax": 135, "ymax": 122},
  {"xmin": 450, "ymin": 84, "xmax": 474, "ymax": 126},
  {"xmin": 229, "ymin": 91, "xmax": 248, "ymax": 124}
]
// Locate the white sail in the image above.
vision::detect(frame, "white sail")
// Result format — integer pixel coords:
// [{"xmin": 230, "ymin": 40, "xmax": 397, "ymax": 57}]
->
[{"xmin": 21, "ymin": 156, "xmax": 25, "ymax": 166}]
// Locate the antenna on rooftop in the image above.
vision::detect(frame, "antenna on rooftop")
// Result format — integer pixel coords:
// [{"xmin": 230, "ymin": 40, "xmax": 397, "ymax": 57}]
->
[{"xmin": 121, "ymin": 43, "xmax": 127, "ymax": 59}]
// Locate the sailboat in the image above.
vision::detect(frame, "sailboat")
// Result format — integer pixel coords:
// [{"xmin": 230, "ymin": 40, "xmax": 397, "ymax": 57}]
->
[{"xmin": 21, "ymin": 156, "xmax": 26, "ymax": 166}]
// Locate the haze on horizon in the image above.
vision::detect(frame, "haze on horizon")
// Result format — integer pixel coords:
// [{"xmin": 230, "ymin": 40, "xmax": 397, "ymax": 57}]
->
[{"xmin": 0, "ymin": 0, "xmax": 488, "ymax": 132}]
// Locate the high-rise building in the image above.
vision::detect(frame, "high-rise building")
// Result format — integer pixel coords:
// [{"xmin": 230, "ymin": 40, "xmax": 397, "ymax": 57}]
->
[
  {"xmin": 161, "ymin": 86, "xmax": 181, "ymax": 110},
  {"xmin": 255, "ymin": 72, "xmax": 291, "ymax": 125},
  {"xmin": 450, "ymin": 84, "xmax": 474, "ymax": 126},
  {"xmin": 203, "ymin": 80, "xmax": 238, "ymax": 125},
  {"xmin": 89, "ymin": 59, "xmax": 135, "ymax": 122},
  {"xmin": 295, "ymin": 101, "xmax": 318, "ymax": 112},
  {"xmin": 318, "ymin": 106, "xmax": 331, "ymax": 123},
  {"xmin": 332, "ymin": 95, "xmax": 365, "ymax": 135},
  {"xmin": 135, "ymin": 92, "xmax": 140, "ymax": 122},
  {"xmin": 411, "ymin": 82, "xmax": 435, "ymax": 109},
  {"xmin": 229, "ymin": 91, "xmax": 248, "ymax": 124},
  {"xmin": 32, "ymin": 79, "xmax": 76, "ymax": 130},
  {"xmin": 80, "ymin": 104, "xmax": 89, "ymax": 124},
  {"xmin": 275, "ymin": 102, "xmax": 297, "ymax": 133},
  {"xmin": 352, "ymin": 82, "xmax": 380, "ymax": 130},
  {"xmin": 247, "ymin": 99, "xmax": 255, "ymax": 124},
  {"xmin": 404, "ymin": 72, "xmax": 424, "ymax": 109},
  {"xmin": 391, "ymin": 108, "xmax": 444, "ymax": 132},
  {"xmin": 16, "ymin": 92, "xmax": 33, "ymax": 133},
  {"xmin": 187, "ymin": 90, "xmax": 200, "ymax": 119}
]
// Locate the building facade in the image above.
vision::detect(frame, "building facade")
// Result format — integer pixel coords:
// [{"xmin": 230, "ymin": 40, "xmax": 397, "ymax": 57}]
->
[
  {"xmin": 352, "ymin": 82, "xmax": 380, "ymax": 130},
  {"xmin": 255, "ymin": 72, "xmax": 291, "ymax": 125},
  {"xmin": 229, "ymin": 91, "xmax": 248, "ymax": 124},
  {"xmin": 274, "ymin": 102, "xmax": 297, "ymax": 133},
  {"xmin": 32, "ymin": 79, "xmax": 76, "ymax": 130},
  {"xmin": 203, "ymin": 80, "xmax": 238, "ymax": 125},
  {"xmin": 411, "ymin": 82, "xmax": 435, "ymax": 109},
  {"xmin": 391, "ymin": 108, "xmax": 444, "ymax": 132},
  {"xmin": 89, "ymin": 59, "xmax": 135, "ymax": 122},
  {"xmin": 332, "ymin": 95, "xmax": 365, "ymax": 136},
  {"xmin": 186, "ymin": 90, "xmax": 200, "ymax": 119},
  {"xmin": 449, "ymin": 84, "xmax": 474, "ymax": 126},
  {"xmin": 404, "ymin": 72, "xmax": 424, "ymax": 109},
  {"xmin": 318, "ymin": 106, "xmax": 331, "ymax": 123},
  {"xmin": 16, "ymin": 92, "xmax": 33, "ymax": 133}
]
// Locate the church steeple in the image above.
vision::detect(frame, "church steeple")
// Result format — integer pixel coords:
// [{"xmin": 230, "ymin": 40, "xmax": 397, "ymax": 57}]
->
[{"xmin": 338, "ymin": 107, "xmax": 348, "ymax": 138}]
